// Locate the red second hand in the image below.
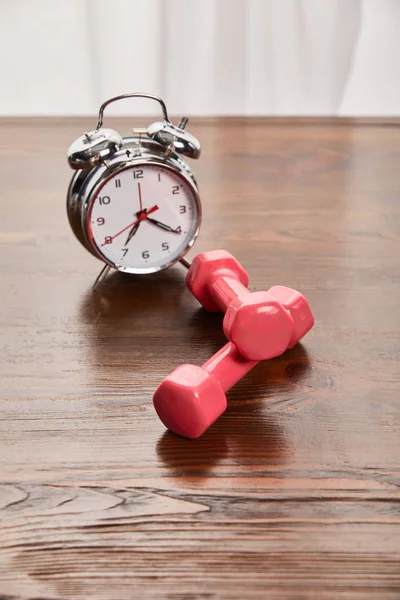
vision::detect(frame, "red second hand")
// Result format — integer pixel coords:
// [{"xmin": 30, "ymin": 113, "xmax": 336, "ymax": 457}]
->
[{"xmin": 101, "ymin": 204, "xmax": 159, "ymax": 246}]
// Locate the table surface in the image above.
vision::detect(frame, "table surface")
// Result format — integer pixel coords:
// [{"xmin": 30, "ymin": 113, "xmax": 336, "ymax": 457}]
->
[{"xmin": 0, "ymin": 117, "xmax": 399, "ymax": 599}]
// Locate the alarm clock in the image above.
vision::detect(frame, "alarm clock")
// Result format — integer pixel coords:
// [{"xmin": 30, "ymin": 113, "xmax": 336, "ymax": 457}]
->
[{"xmin": 66, "ymin": 93, "xmax": 201, "ymax": 279}]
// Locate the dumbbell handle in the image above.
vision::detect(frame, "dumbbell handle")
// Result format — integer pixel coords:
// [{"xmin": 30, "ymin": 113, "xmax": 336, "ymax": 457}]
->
[
  {"xmin": 208, "ymin": 272, "xmax": 247, "ymax": 312},
  {"xmin": 203, "ymin": 342, "xmax": 258, "ymax": 391},
  {"xmin": 186, "ymin": 250, "xmax": 250, "ymax": 313}
]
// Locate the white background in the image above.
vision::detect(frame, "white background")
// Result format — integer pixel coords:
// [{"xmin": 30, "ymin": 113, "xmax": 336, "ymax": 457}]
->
[{"xmin": 0, "ymin": 0, "xmax": 399, "ymax": 116}]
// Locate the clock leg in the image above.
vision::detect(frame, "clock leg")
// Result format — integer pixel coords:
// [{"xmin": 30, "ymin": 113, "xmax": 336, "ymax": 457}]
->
[
  {"xmin": 179, "ymin": 257, "xmax": 191, "ymax": 270},
  {"xmin": 92, "ymin": 264, "xmax": 112, "ymax": 290}
]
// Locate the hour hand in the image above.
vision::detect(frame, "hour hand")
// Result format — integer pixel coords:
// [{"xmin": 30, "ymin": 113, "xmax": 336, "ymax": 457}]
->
[
  {"xmin": 146, "ymin": 217, "xmax": 180, "ymax": 233},
  {"xmin": 125, "ymin": 221, "xmax": 140, "ymax": 245}
]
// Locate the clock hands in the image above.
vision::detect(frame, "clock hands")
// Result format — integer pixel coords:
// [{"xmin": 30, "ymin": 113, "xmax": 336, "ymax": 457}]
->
[
  {"xmin": 101, "ymin": 204, "xmax": 159, "ymax": 246},
  {"xmin": 124, "ymin": 181, "xmax": 144, "ymax": 244},
  {"xmin": 126, "ymin": 183, "xmax": 180, "ymax": 240},
  {"xmin": 122, "ymin": 182, "xmax": 145, "ymax": 245},
  {"xmin": 146, "ymin": 217, "xmax": 180, "ymax": 234},
  {"xmin": 100, "ymin": 178, "xmax": 180, "ymax": 250},
  {"xmin": 138, "ymin": 181, "xmax": 143, "ymax": 212},
  {"xmin": 124, "ymin": 221, "xmax": 140, "ymax": 245}
]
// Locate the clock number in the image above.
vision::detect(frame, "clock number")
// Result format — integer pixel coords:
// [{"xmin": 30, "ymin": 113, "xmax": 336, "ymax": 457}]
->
[
  {"xmin": 175, "ymin": 226, "xmax": 182, "ymax": 234},
  {"xmin": 96, "ymin": 217, "xmax": 105, "ymax": 226},
  {"xmin": 99, "ymin": 196, "xmax": 111, "ymax": 205},
  {"xmin": 115, "ymin": 179, "xmax": 121, "ymax": 188},
  {"xmin": 104, "ymin": 236, "xmax": 112, "ymax": 244},
  {"xmin": 133, "ymin": 170, "xmax": 144, "ymax": 179},
  {"xmin": 179, "ymin": 205, "xmax": 187, "ymax": 214},
  {"xmin": 162, "ymin": 242, "xmax": 169, "ymax": 251},
  {"xmin": 142, "ymin": 250, "xmax": 150, "ymax": 259},
  {"xmin": 122, "ymin": 248, "xmax": 129, "ymax": 257},
  {"xmin": 172, "ymin": 185, "xmax": 180, "ymax": 195},
  {"xmin": 158, "ymin": 173, "xmax": 161, "ymax": 182}
]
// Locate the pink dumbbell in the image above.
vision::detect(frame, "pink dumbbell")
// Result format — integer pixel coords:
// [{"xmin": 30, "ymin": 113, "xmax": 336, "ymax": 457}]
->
[
  {"xmin": 186, "ymin": 250, "xmax": 314, "ymax": 361},
  {"xmin": 153, "ymin": 290, "xmax": 314, "ymax": 439}
]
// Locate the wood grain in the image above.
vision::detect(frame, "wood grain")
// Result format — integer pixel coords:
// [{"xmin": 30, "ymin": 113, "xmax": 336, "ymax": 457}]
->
[{"xmin": 0, "ymin": 117, "xmax": 399, "ymax": 599}]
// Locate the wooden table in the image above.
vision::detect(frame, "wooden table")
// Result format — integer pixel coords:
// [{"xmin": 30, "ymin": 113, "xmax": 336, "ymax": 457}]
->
[{"xmin": 1, "ymin": 117, "xmax": 399, "ymax": 599}]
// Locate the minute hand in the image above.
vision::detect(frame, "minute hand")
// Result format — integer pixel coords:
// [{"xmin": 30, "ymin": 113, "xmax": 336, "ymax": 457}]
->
[{"xmin": 146, "ymin": 217, "xmax": 180, "ymax": 233}]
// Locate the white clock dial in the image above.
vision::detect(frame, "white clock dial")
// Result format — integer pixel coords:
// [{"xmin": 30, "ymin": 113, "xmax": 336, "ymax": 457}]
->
[{"xmin": 88, "ymin": 164, "xmax": 200, "ymax": 273}]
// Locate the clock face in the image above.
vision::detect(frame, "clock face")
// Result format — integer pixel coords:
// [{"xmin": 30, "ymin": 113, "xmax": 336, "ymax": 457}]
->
[{"xmin": 88, "ymin": 164, "xmax": 200, "ymax": 273}]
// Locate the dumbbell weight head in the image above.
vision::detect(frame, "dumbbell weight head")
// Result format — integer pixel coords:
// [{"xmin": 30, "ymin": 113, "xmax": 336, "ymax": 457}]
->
[
  {"xmin": 223, "ymin": 287, "xmax": 314, "ymax": 361},
  {"xmin": 153, "ymin": 343, "xmax": 256, "ymax": 439},
  {"xmin": 153, "ymin": 364, "xmax": 227, "ymax": 439},
  {"xmin": 268, "ymin": 285, "xmax": 314, "ymax": 349},
  {"xmin": 222, "ymin": 290, "xmax": 295, "ymax": 361}
]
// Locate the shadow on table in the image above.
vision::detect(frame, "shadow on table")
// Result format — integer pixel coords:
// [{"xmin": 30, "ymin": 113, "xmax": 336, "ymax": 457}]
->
[
  {"xmin": 78, "ymin": 267, "xmax": 227, "ymax": 371},
  {"xmin": 79, "ymin": 267, "xmax": 188, "ymax": 323}
]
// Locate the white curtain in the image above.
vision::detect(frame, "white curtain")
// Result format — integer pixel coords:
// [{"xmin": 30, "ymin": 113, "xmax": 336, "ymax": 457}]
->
[{"xmin": 0, "ymin": 0, "xmax": 399, "ymax": 116}]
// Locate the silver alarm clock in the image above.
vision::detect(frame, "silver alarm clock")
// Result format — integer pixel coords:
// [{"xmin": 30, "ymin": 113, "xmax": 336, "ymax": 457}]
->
[{"xmin": 67, "ymin": 93, "xmax": 202, "ymax": 280}]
